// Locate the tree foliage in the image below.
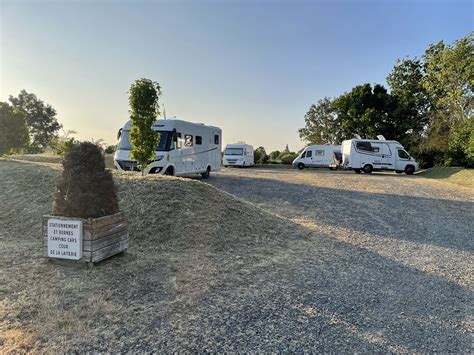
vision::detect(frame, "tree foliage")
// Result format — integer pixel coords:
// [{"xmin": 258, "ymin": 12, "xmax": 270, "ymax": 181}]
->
[
  {"xmin": 254, "ymin": 146, "xmax": 268, "ymax": 164},
  {"xmin": 53, "ymin": 142, "xmax": 119, "ymax": 218},
  {"xmin": 8, "ymin": 90, "xmax": 62, "ymax": 153},
  {"xmin": 0, "ymin": 102, "xmax": 29, "ymax": 155},
  {"xmin": 299, "ymin": 97, "xmax": 340, "ymax": 144},
  {"xmin": 299, "ymin": 32, "xmax": 473, "ymax": 167},
  {"xmin": 128, "ymin": 79, "xmax": 162, "ymax": 171}
]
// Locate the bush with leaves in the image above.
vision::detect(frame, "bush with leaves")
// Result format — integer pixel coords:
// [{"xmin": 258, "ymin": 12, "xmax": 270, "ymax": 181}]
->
[
  {"xmin": 104, "ymin": 145, "xmax": 117, "ymax": 154},
  {"xmin": 53, "ymin": 142, "xmax": 119, "ymax": 219},
  {"xmin": 280, "ymin": 152, "xmax": 298, "ymax": 165},
  {"xmin": 128, "ymin": 78, "xmax": 162, "ymax": 172},
  {"xmin": 254, "ymin": 146, "xmax": 268, "ymax": 164}
]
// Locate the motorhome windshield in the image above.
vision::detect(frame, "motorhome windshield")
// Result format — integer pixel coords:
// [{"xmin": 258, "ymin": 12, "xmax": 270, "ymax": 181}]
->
[
  {"xmin": 225, "ymin": 148, "xmax": 244, "ymax": 156},
  {"xmin": 118, "ymin": 130, "xmax": 172, "ymax": 151}
]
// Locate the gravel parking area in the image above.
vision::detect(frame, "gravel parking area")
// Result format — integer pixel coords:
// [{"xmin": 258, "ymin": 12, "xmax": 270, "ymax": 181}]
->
[{"xmin": 205, "ymin": 166, "xmax": 474, "ymax": 352}]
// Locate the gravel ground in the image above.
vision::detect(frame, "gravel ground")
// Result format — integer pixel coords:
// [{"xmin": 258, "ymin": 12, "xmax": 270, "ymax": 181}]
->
[
  {"xmin": 1, "ymin": 161, "xmax": 473, "ymax": 352},
  {"xmin": 204, "ymin": 166, "xmax": 474, "ymax": 352}
]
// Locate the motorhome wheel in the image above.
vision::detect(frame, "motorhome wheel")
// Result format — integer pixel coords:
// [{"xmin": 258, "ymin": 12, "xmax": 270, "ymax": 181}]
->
[
  {"xmin": 297, "ymin": 163, "xmax": 305, "ymax": 170},
  {"xmin": 201, "ymin": 166, "xmax": 211, "ymax": 179},
  {"xmin": 404, "ymin": 165, "xmax": 415, "ymax": 175},
  {"xmin": 363, "ymin": 164, "xmax": 373, "ymax": 174}
]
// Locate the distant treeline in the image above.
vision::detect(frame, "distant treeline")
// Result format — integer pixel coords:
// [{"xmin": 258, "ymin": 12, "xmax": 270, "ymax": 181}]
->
[{"xmin": 299, "ymin": 33, "xmax": 473, "ymax": 168}]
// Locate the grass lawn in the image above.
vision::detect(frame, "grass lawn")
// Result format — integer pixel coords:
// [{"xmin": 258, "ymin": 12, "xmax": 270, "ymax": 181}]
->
[{"xmin": 417, "ymin": 167, "xmax": 474, "ymax": 189}]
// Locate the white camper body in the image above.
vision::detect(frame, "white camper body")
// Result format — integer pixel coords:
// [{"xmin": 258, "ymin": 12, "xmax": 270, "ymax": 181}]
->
[
  {"xmin": 292, "ymin": 144, "xmax": 341, "ymax": 169},
  {"xmin": 222, "ymin": 143, "xmax": 254, "ymax": 167},
  {"xmin": 114, "ymin": 119, "xmax": 222, "ymax": 178},
  {"xmin": 341, "ymin": 138, "xmax": 418, "ymax": 174}
]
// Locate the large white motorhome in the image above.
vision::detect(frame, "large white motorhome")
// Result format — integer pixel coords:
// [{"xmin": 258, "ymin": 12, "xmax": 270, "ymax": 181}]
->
[
  {"xmin": 292, "ymin": 144, "xmax": 341, "ymax": 170},
  {"xmin": 114, "ymin": 119, "xmax": 222, "ymax": 178},
  {"xmin": 222, "ymin": 143, "xmax": 254, "ymax": 167},
  {"xmin": 341, "ymin": 138, "xmax": 418, "ymax": 174}
]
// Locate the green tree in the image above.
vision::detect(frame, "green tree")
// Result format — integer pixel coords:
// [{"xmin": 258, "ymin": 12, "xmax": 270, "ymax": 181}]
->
[
  {"xmin": 422, "ymin": 33, "xmax": 473, "ymax": 123},
  {"xmin": 9, "ymin": 90, "xmax": 62, "ymax": 153},
  {"xmin": 254, "ymin": 146, "xmax": 268, "ymax": 164},
  {"xmin": 128, "ymin": 78, "xmax": 162, "ymax": 172},
  {"xmin": 279, "ymin": 152, "xmax": 298, "ymax": 165},
  {"xmin": 298, "ymin": 97, "xmax": 341, "ymax": 144},
  {"xmin": 269, "ymin": 150, "xmax": 281, "ymax": 161},
  {"xmin": 333, "ymin": 83, "xmax": 401, "ymax": 140},
  {"xmin": 387, "ymin": 58, "xmax": 430, "ymax": 150},
  {"xmin": 0, "ymin": 102, "xmax": 29, "ymax": 155}
]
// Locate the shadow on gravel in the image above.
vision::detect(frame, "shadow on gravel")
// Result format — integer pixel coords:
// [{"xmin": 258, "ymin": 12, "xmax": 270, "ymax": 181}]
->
[
  {"xmin": 207, "ymin": 174, "xmax": 474, "ymax": 253},
  {"xmin": 187, "ymin": 221, "xmax": 472, "ymax": 353}
]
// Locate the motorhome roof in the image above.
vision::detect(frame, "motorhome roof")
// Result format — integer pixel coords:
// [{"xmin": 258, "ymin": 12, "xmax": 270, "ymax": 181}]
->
[
  {"xmin": 225, "ymin": 143, "xmax": 251, "ymax": 147},
  {"xmin": 344, "ymin": 138, "xmax": 401, "ymax": 144},
  {"xmin": 121, "ymin": 119, "xmax": 220, "ymax": 131}
]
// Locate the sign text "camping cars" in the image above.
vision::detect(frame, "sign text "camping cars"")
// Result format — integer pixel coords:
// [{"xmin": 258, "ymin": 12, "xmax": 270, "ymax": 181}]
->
[{"xmin": 47, "ymin": 219, "xmax": 82, "ymax": 260}]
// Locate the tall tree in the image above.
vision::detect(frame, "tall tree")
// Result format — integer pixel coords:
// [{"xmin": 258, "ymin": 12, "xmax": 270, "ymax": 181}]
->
[
  {"xmin": 128, "ymin": 78, "xmax": 162, "ymax": 172},
  {"xmin": 333, "ymin": 83, "xmax": 400, "ymax": 140},
  {"xmin": 422, "ymin": 33, "xmax": 473, "ymax": 123},
  {"xmin": 298, "ymin": 97, "xmax": 340, "ymax": 144},
  {"xmin": 0, "ymin": 102, "xmax": 29, "ymax": 155},
  {"xmin": 9, "ymin": 90, "xmax": 62, "ymax": 153}
]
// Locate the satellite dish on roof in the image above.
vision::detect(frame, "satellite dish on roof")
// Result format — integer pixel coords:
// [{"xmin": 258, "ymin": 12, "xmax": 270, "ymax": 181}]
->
[
  {"xmin": 354, "ymin": 134, "xmax": 361, "ymax": 139},
  {"xmin": 377, "ymin": 135, "xmax": 386, "ymax": 140}
]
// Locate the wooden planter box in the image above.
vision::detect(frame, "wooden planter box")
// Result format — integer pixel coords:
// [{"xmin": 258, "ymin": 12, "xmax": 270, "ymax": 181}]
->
[{"xmin": 43, "ymin": 212, "xmax": 128, "ymax": 265}]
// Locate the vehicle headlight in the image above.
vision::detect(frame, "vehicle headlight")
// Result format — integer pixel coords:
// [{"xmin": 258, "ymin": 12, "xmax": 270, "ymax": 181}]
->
[{"xmin": 155, "ymin": 155, "xmax": 165, "ymax": 162}]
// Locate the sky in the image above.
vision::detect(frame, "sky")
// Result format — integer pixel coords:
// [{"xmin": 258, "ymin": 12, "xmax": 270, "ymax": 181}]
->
[{"xmin": 1, "ymin": 0, "xmax": 472, "ymax": 152}]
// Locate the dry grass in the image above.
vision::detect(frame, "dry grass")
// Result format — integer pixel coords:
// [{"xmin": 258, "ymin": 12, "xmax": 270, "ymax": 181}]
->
[
  {"xmin": 8, "ymin": 153, "xmax": 115, "ymax": 169},
  {"xmin": 0, "ymin": 160, "xmax": 295, "ymax": 352},
  {"xmin": 417, "ymin": 167, "xmax": 474, "ymax": 189}
]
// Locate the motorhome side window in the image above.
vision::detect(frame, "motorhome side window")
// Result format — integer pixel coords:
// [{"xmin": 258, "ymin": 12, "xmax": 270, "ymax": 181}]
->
[
  {"xmin": 315, "ymin": 150, "xmax": 324, "ymax": 156},
  {"xmin": 184, "ymin": 134, "xmax": 193, "ymax": 147},
  {"xmin": 398, "ymin": 149, "xmax": 410, "ymax": 159},
  {"xmin": 301, "ymin": 151, "xmax": 306, "ymax": 158},
  {"xmin": 356, "ymin": 142, "xmax": 372, "ymax": 151},
  {"xmin": 306, "ymin": 150, "xmax": 312, "ymax": 158},
  {"xmin": 214, "ymin": 134, "xmax": 220, "ymax": 145},
  {"xmin": 196, "ymin": 136, "xmax": 202, "ymax": 145}
]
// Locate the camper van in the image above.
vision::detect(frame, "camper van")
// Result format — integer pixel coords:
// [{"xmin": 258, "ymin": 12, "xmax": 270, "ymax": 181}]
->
[
  {"xmin": 341, "ymin": 138, "xmax": 418, "ymax": 174},
  {"xmin": 292, "ymin": 144, "xmax": 341, "ymax": 170},
  {"xmin": 114, "ymin": 119, "xmax": 222, "ymax": 178},
  {"xmin": 223, "ymin": 143, "xmax": 254, "ymax": 167}
]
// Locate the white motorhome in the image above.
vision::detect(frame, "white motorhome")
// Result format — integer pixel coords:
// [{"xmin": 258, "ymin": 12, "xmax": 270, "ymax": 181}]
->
[
  {"xmin": 292, "ymin": 144, "xmax": 341, "ymax": 170},
  {"xmin": 114, "ymin": 119, "xmax": 222, "ymax": 178},
  {"xmin": 222, "ymin": 143, "xmax": 254, "ymax": 167},
  {"xmin": 341, "ymin": 138, "xmax": 418, "ymax": 174}
]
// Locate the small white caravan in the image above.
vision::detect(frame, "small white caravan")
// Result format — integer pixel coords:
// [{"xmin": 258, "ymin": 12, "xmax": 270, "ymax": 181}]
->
[
  {"xmin": 222, "ymin": 143, "xmax": 254, "ymax": 167},
  {"xmin": 292, "ymin": 144, "xmax": 341, "ymax": 170},
  {"xmin": 114, "ymin": 119, "xmax": 222, "ymax": 178},
  {"xmin": 341, "ymin": 137, "xmax": 418, "ymax": 174}
]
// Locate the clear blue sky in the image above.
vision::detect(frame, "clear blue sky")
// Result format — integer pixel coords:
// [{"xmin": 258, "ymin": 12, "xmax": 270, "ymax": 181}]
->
[{"xmin": 1, "ymin": 0, "xmax": 472, "ymax": 151}]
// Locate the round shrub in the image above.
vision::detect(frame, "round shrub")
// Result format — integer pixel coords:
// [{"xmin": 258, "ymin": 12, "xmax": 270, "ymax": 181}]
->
[
  {"xmin": 53, "ymin": 142, "xmax": 119, "ymax": 219},
  {"xmin": 280, "ymin": 152, "xmax": 298, "ymax": 165}
]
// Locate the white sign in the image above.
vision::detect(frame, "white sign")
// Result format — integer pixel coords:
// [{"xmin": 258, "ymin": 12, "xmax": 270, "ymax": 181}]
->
[{"xmin": 47, "ymin": 218, "xmax": 82, "ymax": 260}]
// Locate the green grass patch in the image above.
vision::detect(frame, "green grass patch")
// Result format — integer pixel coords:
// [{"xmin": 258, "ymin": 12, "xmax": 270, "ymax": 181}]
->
[{"xmin": 418, "ymin": 167, "xmax": 474, "ymax": 189}]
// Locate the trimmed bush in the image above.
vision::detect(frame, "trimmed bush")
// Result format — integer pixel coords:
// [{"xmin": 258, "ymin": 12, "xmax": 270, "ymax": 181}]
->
[
  {"xmin": 280, "ymin": 152, "xmax": 298, "ymax": 164},
  {"xmin": 53, "ymin": 142, "xmax": 119, "ymax": 219}
]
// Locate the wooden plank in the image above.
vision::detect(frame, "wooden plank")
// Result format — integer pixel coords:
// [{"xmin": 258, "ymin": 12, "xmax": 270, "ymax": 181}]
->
[
  {"xmin": 83, "ymin": 231, "xmax": 128, "ymax": 251},
  {"xmin": 90, "ymin": 221, "xmax": 128, "ymax": 240},
  {"xmin": 91, "ymin": 212, "xmax": 127, "ymax": 229},
  {"xmin": 91, "ymin": 240, "xmax": 128, "ymax": 263}
]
